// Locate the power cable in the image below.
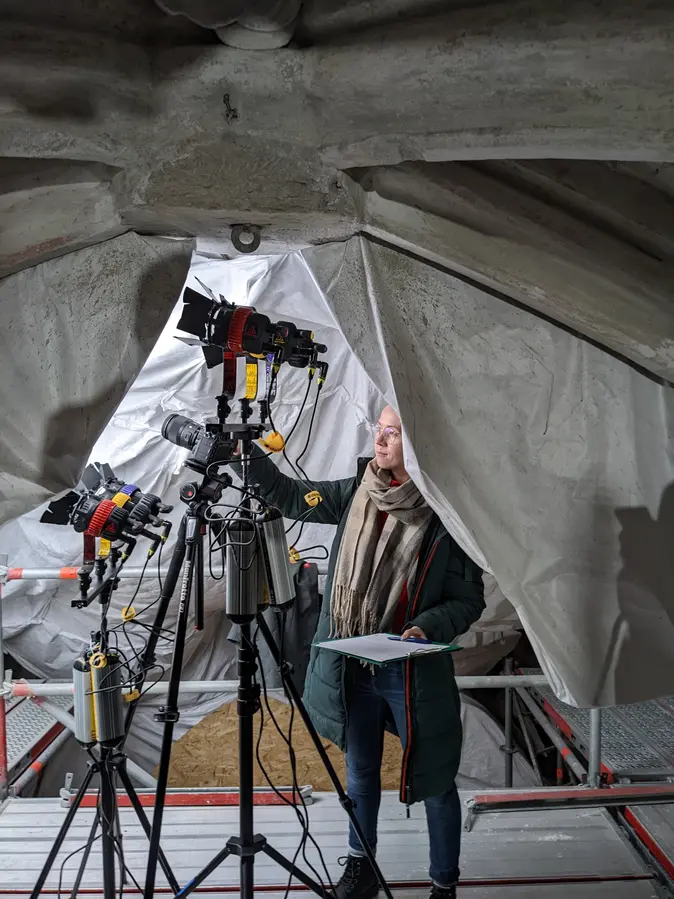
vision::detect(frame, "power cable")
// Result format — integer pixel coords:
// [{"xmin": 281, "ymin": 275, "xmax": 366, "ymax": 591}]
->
[
  {"xmin": 253, "ymin": 627, "xmax": 334, "ymax": 896},
  {"xmin": 295, "ymin": 388, "xmax": 322, "ymax": 482},
  {"xmin": 57, "ymin": 809, "xmax": 102, "ymax": 898}
]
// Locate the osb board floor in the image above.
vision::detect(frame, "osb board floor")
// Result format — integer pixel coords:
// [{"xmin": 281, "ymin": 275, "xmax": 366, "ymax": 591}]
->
[{"xmin": 162, "ymin": 698, "xmax": 403, "ymax": 790}]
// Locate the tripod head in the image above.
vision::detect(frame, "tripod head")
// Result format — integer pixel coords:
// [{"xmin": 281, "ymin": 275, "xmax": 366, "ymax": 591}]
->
[{"xmin": 178, "ymin": 468, "xmax": 232, "ymax": 508}]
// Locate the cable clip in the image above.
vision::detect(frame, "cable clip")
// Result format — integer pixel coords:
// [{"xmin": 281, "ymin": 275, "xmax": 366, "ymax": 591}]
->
[
  {"xmin": 121, "ymin": 606, "xmax": 136, "ymax": 622},
  {"xmin": 124, "ymin": 688, "xmax": 141, "ymax": 703},
  {"xmin": 260, "ymin": 431, "xmax": 285, "ymax": 453},
  {"xmin": 0, "ymin": 669, "xmax": 13, "ymax": 698},
  {"xmin": 304, "ymin": 490, "xmax": 322, "ymax": 507},
  {"xmin": 288, "ymin": 547, "xmax": 301, "ymax": 564},
  {"xmin": 98, "ymin": 538, "xmax": 112, "ymax": 559},
  {"xmin": 89, "ymin": 652, "xmax": 107, "ymax": 670}
]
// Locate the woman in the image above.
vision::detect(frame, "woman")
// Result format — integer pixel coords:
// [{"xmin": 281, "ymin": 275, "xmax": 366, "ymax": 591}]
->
[{"xmin": 241, "ymin": 406, "xmax": 485, "ymax": 899}]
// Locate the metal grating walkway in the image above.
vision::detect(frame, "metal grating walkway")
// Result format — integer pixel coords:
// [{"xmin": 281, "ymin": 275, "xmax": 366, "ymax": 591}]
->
[
  {"xmin": 532, "ymin": 683, "xmax": 674, "ymax": 775},
  {"xmin": 6, "ymin": 694, "xmax": 73, "ymax": 780},
  {"xmin": 0, "ymin": 790, "xmax": 655, "ymax": 895}
]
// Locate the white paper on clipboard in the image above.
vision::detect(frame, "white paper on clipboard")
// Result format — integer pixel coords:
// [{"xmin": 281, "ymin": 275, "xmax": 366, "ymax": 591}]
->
[{"xmin": 315, "ymin": 634, "xmax": 459, "ymax": 665}]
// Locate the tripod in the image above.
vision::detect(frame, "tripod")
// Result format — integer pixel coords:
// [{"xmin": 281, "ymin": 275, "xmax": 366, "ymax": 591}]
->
[
  {"xmin": 141, "ymin": 440, "xmax": 393, "ymax": 899},
  {"xmin": 30, "ymin": 561, "xmax": 179, "ymax": 899}
]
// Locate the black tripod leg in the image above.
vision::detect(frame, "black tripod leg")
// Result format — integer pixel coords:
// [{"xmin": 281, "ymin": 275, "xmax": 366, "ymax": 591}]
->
[
  {"xmin": 99, "ymin": 748, "xmax": 117, "ymax": 899},
  {"xmin": 69, "ymin": 807, "xmax": 99, "ymax": 899},
  {"xmin": 124, "ymin": 516, "xmax": 187, "ymax": 738},
  {"xmin": 261, "ymin": 843, "xmax": 329, "ymax": 897},
  {"xmin": 115, "ymin": 802, "xmax": 126, "ymax": 889},
  {"xmin": 256, "ymin": 614, "xmax": 394, "ymax": 899},
  {"xmin": 238, "ymin": 623, "xmax": 256, "ymax": 899},
  {"xmin": 117, "ymin": 761, "xmax": 180, "ymax": 893},
  {"xmin": 144, "ymin": 516, "xmax": 200, "ymax": 899},
  {"xmin": 30, "ymin": 764, "xmax": 97, "ymax": 899},
  {"xmin": 174, "ymin": 846, "xmax": 231, "ymax": 898},
  {"xmin": 195, "ymin": 528, "xmax": 204, "ymax": 632},
  {"xmin": 168, "ymin": 624, "xmax": 263, "ymax": 899}
]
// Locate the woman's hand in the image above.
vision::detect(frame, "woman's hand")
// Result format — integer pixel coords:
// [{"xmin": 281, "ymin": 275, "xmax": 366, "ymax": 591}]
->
[{"xmin": 401, "ymin": 626, "xmax": 427, "ymax": 641}]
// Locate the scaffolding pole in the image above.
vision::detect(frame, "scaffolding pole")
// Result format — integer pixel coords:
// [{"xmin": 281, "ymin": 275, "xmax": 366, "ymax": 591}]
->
[
  {"xmin": 1, "ymin": 564, "xmax": 329, "ymax": 581},
  {"xmin": 588, "ymin": 707, "xmax": 603, "ymax": 787},
  {"xmin": 516, "ymin": 687, "xmax": 587, "ymax": 783},
  {"xmin": 504, "ymin": 658, "xmax": 515, "ymax": 787},
  {"xmin": 33, "ymin": 700, "xmax": 157, "ymax": 789},
  {"xmin": 7, "ymin": 674, "xmax": 550, "ymax": 699},
  {"xmin": 0, "ymin": 554, "xmax": 7, "ymax": 802},
  {"xmin": 10, "ymin": 727, "xmax": 72, "ymax": 796}
]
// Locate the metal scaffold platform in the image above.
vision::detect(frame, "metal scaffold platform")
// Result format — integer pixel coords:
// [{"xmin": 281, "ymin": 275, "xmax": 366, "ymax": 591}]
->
[
  {"xmin": 0, "ymin": 790, "xmax": 661, "ymax": 896},
  {"xmin": 530, "ymin": 682, "xmax": 674, "ymax": 886},
  {"xmin": 6, "ymin": 693, "xmax": 73, "ymax": 783},
  {"xmin": 532, "ymin": 685, "xmax": 674, "ymax": 778}
]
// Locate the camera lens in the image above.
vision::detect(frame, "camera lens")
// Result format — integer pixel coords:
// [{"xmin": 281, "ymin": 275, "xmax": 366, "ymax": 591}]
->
[{"xmin": 161, "ymin": 414, "xmax": 201, "ymax": 450}]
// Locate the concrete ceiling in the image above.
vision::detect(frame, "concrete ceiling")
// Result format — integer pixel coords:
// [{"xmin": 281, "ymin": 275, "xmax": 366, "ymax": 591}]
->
[{"xmin": 1, "ymin": 0, "xmax": 673, "ymax": 377}]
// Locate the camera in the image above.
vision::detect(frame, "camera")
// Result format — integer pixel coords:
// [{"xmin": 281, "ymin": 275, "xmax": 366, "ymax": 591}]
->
[{"xmin": 161, "ymin": 413, "xmax": 236, "ymax": 474}]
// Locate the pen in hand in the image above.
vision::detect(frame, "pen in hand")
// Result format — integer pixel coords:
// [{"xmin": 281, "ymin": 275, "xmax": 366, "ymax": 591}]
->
[{"xmin": 387, "ymin": 635, "xmax": 431, "ymax": 645}]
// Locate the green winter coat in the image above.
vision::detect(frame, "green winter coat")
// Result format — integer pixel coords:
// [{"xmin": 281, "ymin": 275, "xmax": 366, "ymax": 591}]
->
[{"xmin": 244, "ymin": 448, "xmax": 485, "ymax": 805}]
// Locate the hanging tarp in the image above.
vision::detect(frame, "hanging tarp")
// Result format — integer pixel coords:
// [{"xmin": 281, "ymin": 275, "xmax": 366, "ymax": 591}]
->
[{"xmin": 296, "ymin": 235, "xmax": 674, "ymax": 708}]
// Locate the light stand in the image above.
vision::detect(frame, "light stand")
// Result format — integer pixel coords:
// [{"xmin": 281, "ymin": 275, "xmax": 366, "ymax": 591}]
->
[
  {"xmin": 142, "ymin": 421, "xmax": 394, "ymax": 899},
  {"xmin": 30, "ymin": 548, "xmax": 179, "ymax": 899},
  {"xmin": 141, "ymin": 466, "xmax": 232, "ymax": 899}
]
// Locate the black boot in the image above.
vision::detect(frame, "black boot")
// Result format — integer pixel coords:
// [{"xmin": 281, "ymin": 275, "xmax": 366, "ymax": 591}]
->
[
  {"xmin": 334, "ymin": 855, "xmax": 380, "ymax": 899},
  {"xmin": 429, "ymin": 884, "xmax": 457, "ymax": 899}
]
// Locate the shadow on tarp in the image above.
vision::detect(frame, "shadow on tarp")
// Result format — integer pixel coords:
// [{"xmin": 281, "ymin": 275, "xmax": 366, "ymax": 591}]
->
[
  {"xmin": 582, "ymin": 481, "xmax": 674, "ymax": 707},
  {"xmin": 613, "ymin": 484, "xmax": 674, "ymax": 701},
  {"xmin": 37, "ymin": 247, "xmax": 192, "ymax": 500}
]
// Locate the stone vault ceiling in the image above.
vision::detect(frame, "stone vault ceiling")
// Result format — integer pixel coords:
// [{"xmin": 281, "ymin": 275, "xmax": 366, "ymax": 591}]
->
[{"xmin": 1, "ymin": 0, "xmax": 673, "ymax": 377}]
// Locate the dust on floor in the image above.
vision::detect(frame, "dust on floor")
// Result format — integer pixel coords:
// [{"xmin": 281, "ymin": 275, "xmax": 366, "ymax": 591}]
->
[{"xmin": 162, "ymin": 698, "xmax": 403, "ymax": 791}]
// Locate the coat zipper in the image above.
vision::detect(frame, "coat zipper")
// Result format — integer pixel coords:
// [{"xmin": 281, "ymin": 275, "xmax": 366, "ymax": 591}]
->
[{"xmin": 399, "ymin": 540, "xmax": 440, "ymax": 804}]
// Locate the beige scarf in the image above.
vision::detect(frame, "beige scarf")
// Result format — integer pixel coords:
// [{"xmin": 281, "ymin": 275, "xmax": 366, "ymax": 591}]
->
[{"xmin": 330, "ymin": 460, "xmax": 434, "ymax": 638}]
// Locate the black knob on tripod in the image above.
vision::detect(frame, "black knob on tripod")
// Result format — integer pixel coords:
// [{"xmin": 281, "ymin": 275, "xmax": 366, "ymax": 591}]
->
[{"xmin": 180, "ymin": 482, "xmax": 199, "ymax": 502}]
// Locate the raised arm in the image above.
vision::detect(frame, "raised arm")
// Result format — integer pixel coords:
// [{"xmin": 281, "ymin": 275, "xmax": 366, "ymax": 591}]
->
[{"xmin": 231, "ymin": 444, "xmax": 356, "ymax": 525}]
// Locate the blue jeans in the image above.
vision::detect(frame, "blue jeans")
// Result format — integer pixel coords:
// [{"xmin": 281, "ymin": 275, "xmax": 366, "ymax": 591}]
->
[{"xmin": 344, "ymin": 661, "xmax": 461, "ymax": 887}]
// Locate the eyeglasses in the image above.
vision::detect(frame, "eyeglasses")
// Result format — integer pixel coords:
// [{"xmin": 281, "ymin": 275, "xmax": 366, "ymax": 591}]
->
[{"xmin": 373, "ymin": 424, "xmax": 401, "ymax": 444}]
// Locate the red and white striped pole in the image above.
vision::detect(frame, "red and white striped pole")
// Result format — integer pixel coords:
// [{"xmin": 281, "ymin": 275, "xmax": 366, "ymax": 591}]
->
[{"xmin": 6, "ymin": 566, "xmax": 145, "ymax": 580}]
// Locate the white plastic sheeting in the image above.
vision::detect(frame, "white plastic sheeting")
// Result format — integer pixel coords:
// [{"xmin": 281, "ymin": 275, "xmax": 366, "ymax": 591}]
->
[
  {"xmin": 298, "ymin": 236, "xmax": 674, "ymax": 708},
  {"xmin": 458, "ymin": 695, "xmax": 534, "ymax": 791}
]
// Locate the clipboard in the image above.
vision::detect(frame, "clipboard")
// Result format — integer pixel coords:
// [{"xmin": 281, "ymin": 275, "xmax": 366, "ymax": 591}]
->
[{"xmin": 315, "ymin": 633, "xmax": 461, "ymax": 666}]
